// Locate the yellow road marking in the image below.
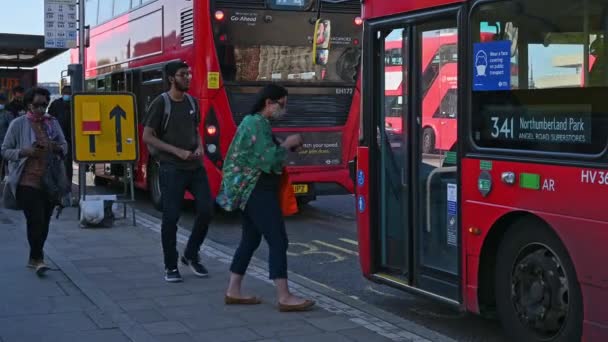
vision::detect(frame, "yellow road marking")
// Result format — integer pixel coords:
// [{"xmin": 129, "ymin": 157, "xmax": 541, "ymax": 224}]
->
[{"xmin": 312, "ymin": 240, "xmax": 359, "ymax": 256}]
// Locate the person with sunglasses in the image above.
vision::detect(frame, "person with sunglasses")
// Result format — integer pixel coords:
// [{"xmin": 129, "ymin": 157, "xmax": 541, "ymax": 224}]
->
[{"xmin": 1, "ymin": 87, "xmax": 67, "ymax": 276}]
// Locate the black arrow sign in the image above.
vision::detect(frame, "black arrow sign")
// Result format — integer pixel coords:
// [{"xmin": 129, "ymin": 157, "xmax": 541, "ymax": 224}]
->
[
  {"xmin": 110, "ymin": 105, "xmax": 127, "ymax": 153},
  {"xmin": 89, "ymin": 135, "xmax": 96, "ymax": 153}
]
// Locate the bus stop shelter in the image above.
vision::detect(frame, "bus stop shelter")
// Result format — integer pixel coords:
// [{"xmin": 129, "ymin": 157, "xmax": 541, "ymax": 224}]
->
[
  {"xmin": 0, "ymin": 33, "xmax": 67, "ymax": 68},
  {"xmin": 0, "ymin": 33, "xmax": 68, "ymax": 97}
]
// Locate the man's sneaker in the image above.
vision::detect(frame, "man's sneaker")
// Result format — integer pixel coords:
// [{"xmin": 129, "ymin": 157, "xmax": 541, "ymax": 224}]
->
[
  {"xmin": 27, "ymin": 258, "xmax": 36, "ymax": 268},
  {"xmin": 180, "ymin": 256, "xmax": 209, "ymax": 277},
  {"xmin": 164, "ymin": 269, "xmax": 183, "ymax": 283}
]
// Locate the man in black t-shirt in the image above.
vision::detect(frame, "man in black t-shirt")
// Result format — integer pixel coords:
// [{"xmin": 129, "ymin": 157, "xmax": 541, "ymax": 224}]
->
[{"xmin": 143, "ymin": 61, "xmax": 213, "ymax": 283}]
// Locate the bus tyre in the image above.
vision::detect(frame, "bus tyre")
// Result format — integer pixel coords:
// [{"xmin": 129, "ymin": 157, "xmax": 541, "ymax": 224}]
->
[
  {"xmin": 148, "ymin": 161, "xmax": 162, "ymax": 211},
  {"xmin": 422, "ymin": 128, "xmax": 435, "ymax": 154},
  {"xmin": 495, "ymin": 218, "xmax": 582, "ymax": 342},
  {"xmin": 296, "ymin": 197, "xmax": 312, "ymax": 206}
]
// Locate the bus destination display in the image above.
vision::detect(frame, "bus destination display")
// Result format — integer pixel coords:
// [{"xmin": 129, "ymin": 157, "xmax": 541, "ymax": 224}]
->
[{"xmin": 480, "ymin": 104, "xmax": 592, "ymax": 145}]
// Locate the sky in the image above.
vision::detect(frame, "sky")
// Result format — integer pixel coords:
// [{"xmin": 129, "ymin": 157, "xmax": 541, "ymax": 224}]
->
[{"xmin": 0, "ymin": 0, "xmax": 71, "ymax": 83}]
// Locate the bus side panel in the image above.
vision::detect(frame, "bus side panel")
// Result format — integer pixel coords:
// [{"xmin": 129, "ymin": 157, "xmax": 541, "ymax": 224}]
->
[
  {"xmin": 356, "ymin": 147, "xmax": 372, "ymax": 276},
  {"xmin": 461, "ymin": 157, "xmax": 608, "ymax": 332}
]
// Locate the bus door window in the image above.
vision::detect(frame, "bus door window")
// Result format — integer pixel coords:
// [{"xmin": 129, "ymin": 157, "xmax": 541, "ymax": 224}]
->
[
  {"xmin": 138, "ymin": 68, "xmax": 164, "ymax": 124},
  {"xmin": 378, "ymin": 28, "xmax": 409, "ymax": 273},
  {"xmin": 417, "ymin": 25, "xmax": 459, "ymax": 277},
  {"xmin": 111, "ymin": 72, "xmax": 126, "ymax": 91},
  {"xmin": 85, "ymin": 79, "xmax": 96, "ymax": 92}
]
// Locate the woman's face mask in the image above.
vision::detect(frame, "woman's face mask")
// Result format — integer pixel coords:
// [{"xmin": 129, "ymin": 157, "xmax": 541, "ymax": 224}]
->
[
  {"xmin": 63, "ymin": 95, "xmax": 71, "ymax": 102},
  {"xmin": 270, "ymin": 100, "xmax": 287, "ymax": 119},
  {"xmin": 30, "ymin": 101, "xmax": 48, "ymax": 116}
]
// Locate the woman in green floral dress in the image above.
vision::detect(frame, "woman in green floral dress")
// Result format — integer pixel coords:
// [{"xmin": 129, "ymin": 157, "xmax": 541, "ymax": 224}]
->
[{"xmin": 217, "ymin": 85, "xmax": 315, "ymax": 312}]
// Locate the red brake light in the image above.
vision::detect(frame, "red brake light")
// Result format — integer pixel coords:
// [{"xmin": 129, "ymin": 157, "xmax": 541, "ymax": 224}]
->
[
  {"xmin": 219, "ymin": 34, "xmax": 227, "ymax": 42},
  {"xmin": 206, "ymin": 125, "xmax": 217, "ymax": 136},
  {"xmin": 215, "ymin": 10, "xmax": 225, "ymax": 21},
  {"xmin": 354, "ymin": 16, "xmax": 363, "ymax": 26},
  {"xmin": 353, "ymin": 38, "xmax": 359, "ymax": 46}
]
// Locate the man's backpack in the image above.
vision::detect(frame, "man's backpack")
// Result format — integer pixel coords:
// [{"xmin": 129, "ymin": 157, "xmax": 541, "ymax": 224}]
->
[{"xmin": 147, "ymin": 92, "xmax": 198, "ymax": 158}]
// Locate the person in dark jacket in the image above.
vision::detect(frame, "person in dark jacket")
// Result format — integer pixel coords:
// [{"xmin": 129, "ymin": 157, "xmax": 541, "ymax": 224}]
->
[
  {"xmin": 1, "ymin": 87, "xmax": 67, "ymax": 276},
  {"xmin": 5, "ymin": 86, "xmax": 26, "ymax": 117},
  {"xmin": 0, "ymin": 93, "xmax": 16, "ymax": 179},
  {"xmin": 48, "ymin": 85, "xmax": 73, "ymax": 192}
]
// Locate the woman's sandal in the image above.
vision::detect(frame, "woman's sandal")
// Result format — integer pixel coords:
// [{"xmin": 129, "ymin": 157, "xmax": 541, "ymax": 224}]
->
[
  {"xmin": 224, "ymin": 295, "xmax": 262, "ymax": 305},
  {"xmin": 278, "ymin": 299, "xmax": 316, "ymax": 312}
]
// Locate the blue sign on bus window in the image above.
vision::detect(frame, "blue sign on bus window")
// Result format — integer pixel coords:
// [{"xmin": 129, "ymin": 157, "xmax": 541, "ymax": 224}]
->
[{"xmin": 473, "ymin": 41, "xmax": 511, "ymax": 91}]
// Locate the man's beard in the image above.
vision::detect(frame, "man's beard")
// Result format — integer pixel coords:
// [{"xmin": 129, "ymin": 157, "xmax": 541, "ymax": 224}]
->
[{"xmin": 176, "ymin": 82, "xmax": 189, "ymax": 92}]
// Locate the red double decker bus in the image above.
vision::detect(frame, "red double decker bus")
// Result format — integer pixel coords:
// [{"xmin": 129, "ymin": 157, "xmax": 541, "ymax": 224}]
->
[
  {"xmin": 78, "ymin": 0, "xmax": 362, "ymax": 208},
  {"xmin": 356, "ymin": 0, "xmax": 608, "ymax": 341}
]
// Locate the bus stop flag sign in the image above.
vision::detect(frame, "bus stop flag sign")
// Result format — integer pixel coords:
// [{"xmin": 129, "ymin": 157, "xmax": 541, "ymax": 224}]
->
[
  {"xmin": 44, "ymin": 0, "xmax": 78, "ymax": 48},
  {"xmin": 473, "ymin": 40, "xmax": 511, "ymax": 91},
  {"xmin": 72, "ymin": 93, "xmax": 138, "ymax": 162}
]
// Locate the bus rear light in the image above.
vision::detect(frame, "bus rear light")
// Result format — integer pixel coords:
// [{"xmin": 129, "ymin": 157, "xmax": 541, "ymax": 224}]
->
[
  {"xmin": 215, "ymin": 10, "xmax": 225, "ymax": 21},
  {"xmin": 353, "ymin": 38, "xmax": 360, "ymax": 46},
  {"xmin": 204, "ymin": 107, "xmax": 223, "ymax": 169},
  {"xmin": 354, "ymin": 16, "xmax": 363, "ymax": 26},
  {"xmin": 206, "ymin": 125, "xmax": 217, "ymax": 136},
  {"xmin": 468, "ymin": 227, "xmax": 482, "ymax": 235},
  {"xmin": 219, "ymin": 34, "xmax": 227, "ymax": 42}
]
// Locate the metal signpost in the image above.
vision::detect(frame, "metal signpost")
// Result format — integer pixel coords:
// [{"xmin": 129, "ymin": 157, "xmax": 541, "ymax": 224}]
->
[{"xmin": 72, "ymin": 93, "xmax": 139, "ymax": 225}]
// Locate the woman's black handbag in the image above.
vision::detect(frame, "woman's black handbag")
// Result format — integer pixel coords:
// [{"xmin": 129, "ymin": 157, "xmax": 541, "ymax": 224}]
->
[
  {"xmin": 41, "ymin": 154, "xmax": 70, "ymax": 211},
  {"xmin": 1, "ymin": 162, "xmax": 19, "ymax": 210}
]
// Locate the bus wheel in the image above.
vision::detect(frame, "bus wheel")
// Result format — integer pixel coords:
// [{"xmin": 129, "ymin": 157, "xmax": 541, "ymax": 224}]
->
[
  {"xmin": 148, "ymin": 161, "xmax": 162, "ymax": 211},
  {"xmin": 422, "ymin": 128, "xmax": 435, "ymax": 154},
  {"xmin": 495, "ymin": 218, "xmax": 582, "ymax": 342},
  {"xmin": 296, "ymin": 197, "xmax": 313, "ymax": 206}
]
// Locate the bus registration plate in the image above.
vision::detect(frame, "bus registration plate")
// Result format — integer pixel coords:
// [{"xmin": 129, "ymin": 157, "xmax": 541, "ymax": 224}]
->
[{"xmin": 292, "ymin": 184, "xmax": 308, "ymax": 194}]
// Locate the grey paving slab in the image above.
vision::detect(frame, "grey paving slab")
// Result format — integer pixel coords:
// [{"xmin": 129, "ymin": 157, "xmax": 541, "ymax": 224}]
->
[
  {"xmin": 180, "ymin": 313, "xmax": 248, "ymax": 331},
  {"xmin": 143, "ymin": 320, "xmax": 190, "ymax": 335},
  {"xmin": 153, "ymin": 294, "xmax": 213, "ymax": 308},
  {"xmin": 155, "ymin": 333, "xmax": 198, "ymax": 342},
  {"xmin": 0, "ymin": 312, "xmax": 97, "ymax": 335},
  {"xmin": 306, "ymin": 315, "xmax": 361, "ymax": 332},
  {"xmin": 85, "ymin": 307, "xmax": 119, "ymax": 329},
  {"xmin": 192, "ymin": 326, "xmax": 261, "ymax": 342},
  {"xmin": 0, "ymin": 328, "xmax": 131, "ymax": 342},
  {"xmin": 339, "ymin": 327, "xmax": 396, "ymax": 342},
  {"xmin": 118, "ymin": 298, "xmax": 158, "ymax": 312},
  {"xmin": 129, "ymin": 309, "xmax": 168, "ymax": 324},
  {"xmin": 250, "ymin": 320, "xmax": 323, "ymax": 338},
  {"xmin": 49, "ymin": 295, "xmax": 96, "ymax": 313},
  {"xmin": 278, "ymin": 332, "xmax": 355, "ymax": 342}
]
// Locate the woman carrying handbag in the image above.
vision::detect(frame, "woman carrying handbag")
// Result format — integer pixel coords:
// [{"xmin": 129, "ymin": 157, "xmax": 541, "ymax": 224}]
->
[
  {"xmin": 1, "ymin": 87, "xmax": 67, "ymax": 276},
  {"xmin": 217, "ymin": 84, "xmax": 315, "ymax": 312}
]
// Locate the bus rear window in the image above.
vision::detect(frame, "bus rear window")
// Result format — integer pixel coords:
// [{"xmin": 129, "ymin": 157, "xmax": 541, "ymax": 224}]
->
[{"xmin": 470, "ymin": 0, "xmax": 608, "ymax": 155}]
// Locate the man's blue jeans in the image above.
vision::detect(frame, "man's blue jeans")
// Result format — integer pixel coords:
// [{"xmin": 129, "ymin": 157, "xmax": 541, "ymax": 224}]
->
[{"xmin": 159, "ymin": 163, "xmax": 213, "ymax": 270}]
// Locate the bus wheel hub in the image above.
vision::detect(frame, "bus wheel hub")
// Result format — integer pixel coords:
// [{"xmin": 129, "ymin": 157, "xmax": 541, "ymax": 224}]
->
[{"xmin": 511, "ymin": 246, "xmax": 569, "ymax": 337}]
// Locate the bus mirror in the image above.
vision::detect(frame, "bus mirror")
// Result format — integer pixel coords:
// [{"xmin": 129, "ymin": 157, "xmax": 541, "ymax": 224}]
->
[{"xmin": 313, "ymin": 19, "xmax": 331, "ymax": 66}]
